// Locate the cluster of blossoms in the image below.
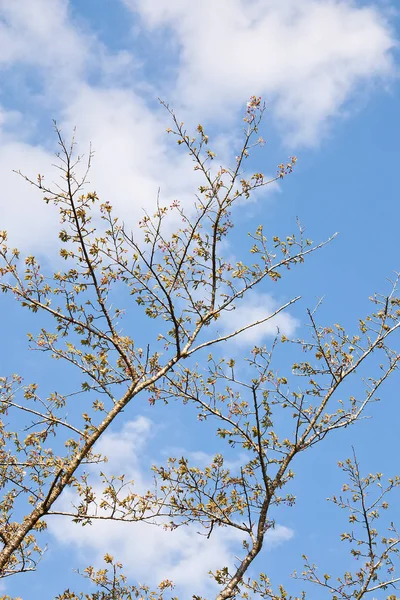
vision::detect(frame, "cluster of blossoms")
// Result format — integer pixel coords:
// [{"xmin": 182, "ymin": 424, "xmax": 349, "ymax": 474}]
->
[{"xmin": 245, "ymin": 95, "xmax": 262, "ymax": 122}]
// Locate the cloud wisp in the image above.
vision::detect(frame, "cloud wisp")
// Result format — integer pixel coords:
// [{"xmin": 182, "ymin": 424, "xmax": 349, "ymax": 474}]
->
[{"xmin": 216, "ymin": 291, "xmax": 299, "ymax": 345}]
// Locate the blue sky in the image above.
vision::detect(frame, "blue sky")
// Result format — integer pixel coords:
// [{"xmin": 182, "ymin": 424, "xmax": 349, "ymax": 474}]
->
[{"xmin": 1, "ymin": 0, "xmax": 400, "ymax": 598}]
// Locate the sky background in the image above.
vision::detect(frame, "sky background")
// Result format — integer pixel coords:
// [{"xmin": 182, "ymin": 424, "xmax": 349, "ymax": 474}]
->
[{"xmin": 0, "ymin": 0, "xmax": 400, "ymax": 598}]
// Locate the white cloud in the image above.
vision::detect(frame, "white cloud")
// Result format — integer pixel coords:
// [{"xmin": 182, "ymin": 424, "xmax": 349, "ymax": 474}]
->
[
  {"xmin": 57, "ymin": 84, "xmax": 201, "ymax": 227},
  {"xmin": 0, "ymin": 131, "xmax": 60, "ymax": 254},
  {"xmin": 0, "ymin": 1, "xmax": 201, "ymax": 255},
  {"xmin": 217, "ymin": 291, "xmax": 299, "ymax": 344},
  {"xmin": 51, "ymin": 513, "xmax": 243, "ymax": 597},
  {"xmin": 0, "ymin": 0, "xmax": 89, "ymax": 253},
  {"xmin": 0, "ymin": 0, "xmax": 397, "ymax": 257},
  {"xmin": 0, "ymin": 0, "xmax": 91, "ymax": 88},
  {"xmin": 48, "ymin": 417, "xmax": 294, "ymax": 597},
  {"xmin": 124, "ymin": 0, "xmax": 397, "ymax": 145},
  {"xmin": 95, "ymin": 415, "xmax": 153, "ymax": 468}
]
